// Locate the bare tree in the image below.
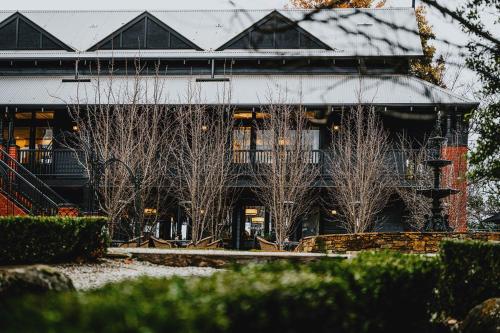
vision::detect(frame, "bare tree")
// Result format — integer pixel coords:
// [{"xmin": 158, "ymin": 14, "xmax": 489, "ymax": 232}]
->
[
  {"xmin": 394, "ymin": 135, "xmax": 432, "ymax": 231},
  {"xmin": 172, "ymin": 85, "xmax": 237, "ymax": 243},
  {"xmin": 326, "ymin": 105, "xmax": 395, "ymax": 233},
  {"xmin": 251, "ymin": 102, "xmax": 319, "ymax": 249},
  {"xmin": 66, "ymin": 61, "xmax": 175, "ymax": 240}
]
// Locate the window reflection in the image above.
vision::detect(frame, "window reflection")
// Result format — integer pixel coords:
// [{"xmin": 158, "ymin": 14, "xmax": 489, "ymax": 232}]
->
[
  {"xmin": 36, "ymin": 127, "xmax": 53, "ymax": 149},
  {"xmin": 233, "ymin": 127, "xmax": 251, "ymax": 163}
]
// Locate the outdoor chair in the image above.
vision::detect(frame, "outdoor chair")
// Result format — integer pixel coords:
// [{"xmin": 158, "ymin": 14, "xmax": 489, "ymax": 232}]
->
[
  {"xmin": 150, "ymin": 236, "xmax": 177, "ymax": 249},
  {"xmin": 293, "ymin": 240, "xmax": 304, "ymax": 252},
  {"xmin": 119, "ymin": 237, "xmax": 150, "ymax": 248},
  {"xmin": 205, "ymin": 239, "xmax": 223, "ymax": 249},
  {"xmin": 256, "ymin": 236, "xmax": 280, "ymax": 252},
  {"xmin": 186, "ymin": 236, "xmax": 213, "ymax": 248}
]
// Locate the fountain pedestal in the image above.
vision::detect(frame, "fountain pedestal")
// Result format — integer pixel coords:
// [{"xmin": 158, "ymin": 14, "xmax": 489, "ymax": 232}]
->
[{"xmin": 417, "ymin": 132, "xmax": 459, "ymax": 232}]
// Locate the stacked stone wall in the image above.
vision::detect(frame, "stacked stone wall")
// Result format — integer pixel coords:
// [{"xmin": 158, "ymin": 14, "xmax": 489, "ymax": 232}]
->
[{"xmin": 300, "ymin": 232, "xmax": 500, "ymax": 253}]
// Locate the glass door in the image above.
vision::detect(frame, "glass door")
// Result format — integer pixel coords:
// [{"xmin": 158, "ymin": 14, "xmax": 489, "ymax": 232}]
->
[{"xmin": 243, "ymin": 206, "xmax": 267, "ymax": 239}]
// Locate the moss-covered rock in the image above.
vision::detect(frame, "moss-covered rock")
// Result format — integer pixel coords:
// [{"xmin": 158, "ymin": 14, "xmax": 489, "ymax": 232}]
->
[
  {"xmin": 0, "ymin": 265, "xmax": 74, "ymax": 298},
  {"xmin": 461, "ymin": 298, "xmax": 500, "ymax": 333}
]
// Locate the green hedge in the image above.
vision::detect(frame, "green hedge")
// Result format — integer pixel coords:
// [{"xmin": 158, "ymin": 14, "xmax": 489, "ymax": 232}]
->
[
  {"xmin": 0, "ymin": 251, "xmax": 441, "ymax": 333},
  {"xmin": 1, "ymin": 240, "xmax": 497, "ymax": 332},
  {"xmin": 0, "ymin": 216, "xmax": 108, "ymax": 264},
  {"xmin": 439, "ymin": 239, "xmax": 500, "ymax": 319}
]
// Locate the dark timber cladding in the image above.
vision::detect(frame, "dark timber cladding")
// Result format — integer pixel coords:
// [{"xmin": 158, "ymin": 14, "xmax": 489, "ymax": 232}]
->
[{"xmin": 0, "ymin": 8, "xmax": 478, "ymax": 240}]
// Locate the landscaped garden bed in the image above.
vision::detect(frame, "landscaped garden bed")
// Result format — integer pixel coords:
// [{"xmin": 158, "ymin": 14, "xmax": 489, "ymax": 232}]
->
[{"xmin": 1, "ymin": 239, "xmax": 498, "ymax": 333}]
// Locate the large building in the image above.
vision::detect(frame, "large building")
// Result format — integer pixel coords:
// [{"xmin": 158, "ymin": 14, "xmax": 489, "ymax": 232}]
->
[{"xmin": 0, "ymin": 8, "xmax": 476, "ymax": 246}]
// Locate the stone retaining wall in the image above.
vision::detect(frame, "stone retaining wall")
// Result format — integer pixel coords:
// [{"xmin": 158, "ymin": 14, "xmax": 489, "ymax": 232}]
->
[
  {"xmin": 299, "ymin": 232, "xmax": 500, "ymax": 254},
  {"xmin": 116, "ymin": 249, "xmax": 347, "ymax": 268}
]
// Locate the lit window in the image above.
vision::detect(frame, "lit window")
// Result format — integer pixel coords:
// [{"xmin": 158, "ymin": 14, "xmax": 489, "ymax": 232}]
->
[
  {"xmin": 35, "ymin": 111, "xmax": 55, "ymax": 120},
  {"xmin": 15, "ymin": 112, "xmax": 32, "ymax": 120},
  {"xmin": 13, "ymin": 127, "xmax": 30, "ymax": 149}
]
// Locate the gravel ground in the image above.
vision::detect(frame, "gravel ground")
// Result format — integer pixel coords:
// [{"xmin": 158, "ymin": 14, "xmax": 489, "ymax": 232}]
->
[{"xmin": 53, "ymin": 259, "xmax": 219, "ymax": 290}]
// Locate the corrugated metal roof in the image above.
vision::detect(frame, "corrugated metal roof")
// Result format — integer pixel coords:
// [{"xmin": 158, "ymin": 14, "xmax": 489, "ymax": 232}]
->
[
  {"xmin": 0, "ymin": 9, "xmax": 423, "ymax": 56},
  {"xmin": 0, "ymin": 75, "xmax": 476, "ymax": 106},
  {"xmin": 23, "ymin": 11, "xmax": 142, "ymax": 52},
  {"xmin": 0, "ymin": 49, "xmax": 360, "ymax": 59}
]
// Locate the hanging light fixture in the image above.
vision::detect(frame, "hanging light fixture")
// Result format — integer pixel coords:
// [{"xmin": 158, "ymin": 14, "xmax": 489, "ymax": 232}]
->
[
  {"xmin": 252, "ymin": 217, "xmax": 265, "ymax": 223},
  {"xmin": 245, "ymin": 208, "xmax": 258, "ymax": 216}
]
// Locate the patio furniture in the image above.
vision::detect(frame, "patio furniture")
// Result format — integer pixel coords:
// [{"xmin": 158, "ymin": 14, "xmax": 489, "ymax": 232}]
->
[
  {"xmin": 256, "ymin": 236, "xmax": 280, "ymax": 252},
  {"xmin": 186, "ymin": 236, "xmax": 213, "ymax": 248},
  {"xmin": 206, "ymin": 239, "xmax": 223, "ymax": 249},
  {"xmin": 150, "ymin": 236, "xmax": 177, "ymax": 249},
  {"xmin": 119, "ymin": 237, "xmax": 150, "ymax": 248},
  {"xmin": 293, "ymin": 240, "xmax": 304, "ymax": 252}
]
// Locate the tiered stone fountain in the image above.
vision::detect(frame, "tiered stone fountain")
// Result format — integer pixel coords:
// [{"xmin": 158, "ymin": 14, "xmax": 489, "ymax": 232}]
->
[{"xmin": 417, "ymin": 113, "xmax": 459, "ymax": 232}]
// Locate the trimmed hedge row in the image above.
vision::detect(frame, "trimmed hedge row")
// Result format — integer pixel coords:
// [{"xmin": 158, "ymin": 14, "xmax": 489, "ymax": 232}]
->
[
  {"xmin": 0, "ymin": 216, "xmax": 108, "ymax": 264},
  {"xmin": 0, "ymin": 239, "xmax": 497, "ymax": 332},
  {"xmin": 0, "ymin": 251, "xmax": 441, "ymax": 333},
  {"xmin": 439, "ymin": 239, "xmax": 500, "ymax": 319}
]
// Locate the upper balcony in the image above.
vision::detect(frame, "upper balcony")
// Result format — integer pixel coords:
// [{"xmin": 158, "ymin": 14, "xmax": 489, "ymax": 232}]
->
[{"xmin": 17, "ymin": 148, "xmax": 425, "ymax": 188}]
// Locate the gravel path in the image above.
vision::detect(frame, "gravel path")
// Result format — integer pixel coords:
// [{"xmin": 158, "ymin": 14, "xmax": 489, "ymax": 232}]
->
[{"xmin": 53, "ymin": 259, "xmax": 219, "ymax": 290}]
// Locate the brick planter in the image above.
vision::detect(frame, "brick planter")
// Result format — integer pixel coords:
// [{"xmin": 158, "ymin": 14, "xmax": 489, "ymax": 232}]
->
[{"xmin": 300, "ymin": 232, "xmax": 500, "ymax": 254}]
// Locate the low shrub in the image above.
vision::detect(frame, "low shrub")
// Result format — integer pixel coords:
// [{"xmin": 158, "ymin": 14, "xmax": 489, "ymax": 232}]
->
[
  {"xmin": 439, "ymin": 239, "xmax": 500, "ymax": 319},
  {"xmin": 345, "ymin": 251, "xmax": 441, "ymax": 332},
  {"xmin": 0, "ymin": 251, "xmax": 441, "ymax": 333},
  {"xmin": 0, "ymin": 216, "xmax": 108, "ymax": 264}
]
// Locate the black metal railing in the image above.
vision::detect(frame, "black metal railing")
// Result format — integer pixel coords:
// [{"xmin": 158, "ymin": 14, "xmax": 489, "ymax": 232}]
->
[
  {"xmin": 0, "ymin": 147, "xmax": 67, "ymax": 215},
  {"xmin": 18, "ymin": 149, "xmax": 86, "ymax": 178},
  {"xmin": 232, "ymin": 149, "xmax": 323, "ymax": 164},
  {"xmin": 232, "ymin": 149, "xmax": 421, "ymax": 179},
  {"xmin": 17, "ymin": 148, "xmax": 423, "ymax": 184}
]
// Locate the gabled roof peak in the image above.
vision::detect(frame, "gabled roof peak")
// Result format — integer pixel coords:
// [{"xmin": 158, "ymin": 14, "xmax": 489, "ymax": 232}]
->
[{"xmin": 0, "ymin": 8, "xmax": 422, "ymax": 56}]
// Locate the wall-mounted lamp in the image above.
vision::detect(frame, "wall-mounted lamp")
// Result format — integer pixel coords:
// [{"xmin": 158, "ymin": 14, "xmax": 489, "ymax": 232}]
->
[{"xmin": 331, "ymin": 210, "xmax": 338, "ymax": 215}]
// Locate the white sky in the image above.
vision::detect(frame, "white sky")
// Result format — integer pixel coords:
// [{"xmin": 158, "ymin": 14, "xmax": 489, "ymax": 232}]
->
[{"xmin": 0, "ymin": 0, "xmax": 415, "ymax": 10}]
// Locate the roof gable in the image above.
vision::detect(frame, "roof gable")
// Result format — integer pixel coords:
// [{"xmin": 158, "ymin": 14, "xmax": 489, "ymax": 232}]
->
[
  {"xmin": 0, "ymin": 12, "xmax": 71, "ymax": 51},
  {"xmin": 150, "ymin": 10, "xmax": 271, "ymax": 51},
  {"xmin": 217, "ymin": 10, "xmax": 331, "ymax": 50},
  {"xmin": 0, "ymin": 8, "xmax": 423, "ymax": 56},
  {"xmin": 89, "ymin": 12, "xmax": 201, "ymax": 51}
]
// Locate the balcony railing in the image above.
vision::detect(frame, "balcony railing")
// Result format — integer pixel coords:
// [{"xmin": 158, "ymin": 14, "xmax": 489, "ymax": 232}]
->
[
  {"xmin": 232, "ymin": 149, "xmax": 418, "ymax": 179},
  {"xmin": 18, "ymin": 149, "xmax": 86, "ymax": 178},
  {"xmin": 232, "ymin": 150, "xmax": 322, "ymax": 164},
  {"xmin": 18, "ymin": 148, "xmax": 422, "ymax": 183}
]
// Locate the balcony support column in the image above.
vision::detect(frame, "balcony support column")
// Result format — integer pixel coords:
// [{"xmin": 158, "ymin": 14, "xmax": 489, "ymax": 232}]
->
[
  {"xmin": 0, "ymin": 108, "xmax": 4, "ymax": 148},
  {"xmin": 6, "ymin": 107, "xmax": 15, "ymax": 147}
]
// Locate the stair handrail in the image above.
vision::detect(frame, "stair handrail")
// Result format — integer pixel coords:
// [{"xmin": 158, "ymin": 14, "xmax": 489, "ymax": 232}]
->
[
  {"xmin": 0, "ymin": 147, "xmax": 67, "ymax": 205},
  {"xmin": 0, "ymin": 158, "xmax": 60, "ymax": 213}
]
